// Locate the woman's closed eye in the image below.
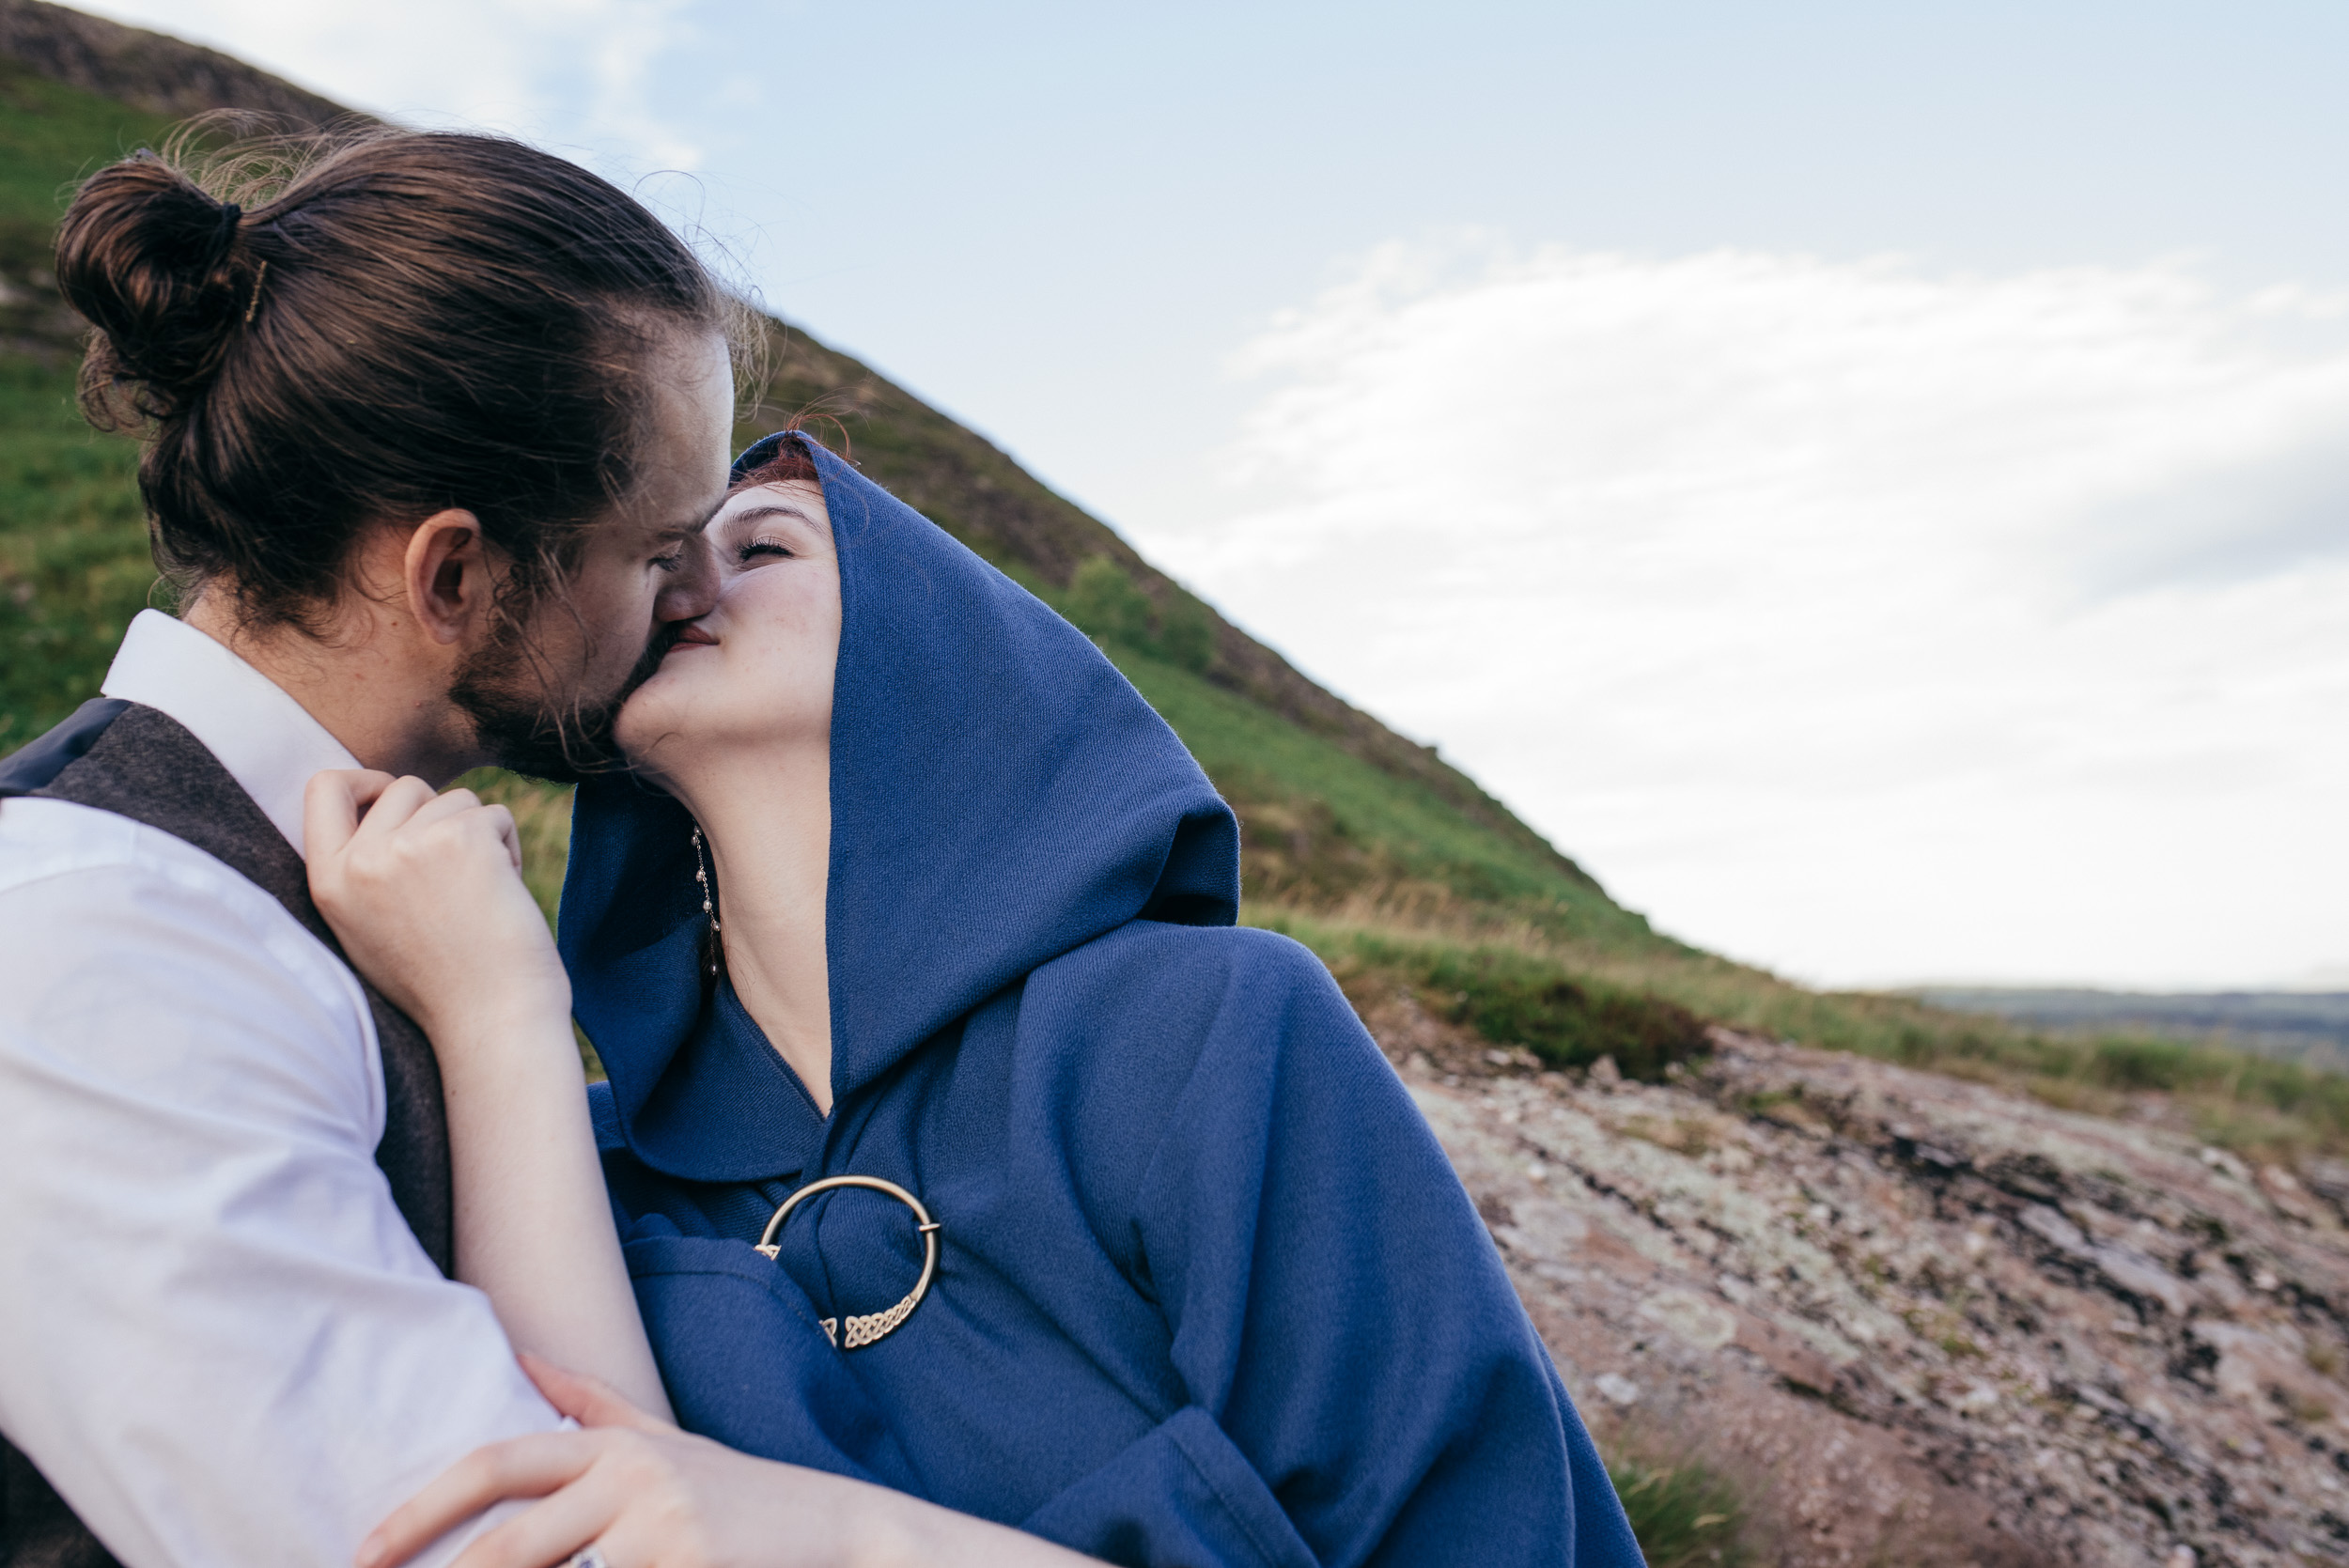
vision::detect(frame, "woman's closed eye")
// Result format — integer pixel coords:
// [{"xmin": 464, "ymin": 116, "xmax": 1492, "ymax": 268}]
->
[{"xmin": 739, "ymin": 536, "xmax": 794, "ymax": 563}]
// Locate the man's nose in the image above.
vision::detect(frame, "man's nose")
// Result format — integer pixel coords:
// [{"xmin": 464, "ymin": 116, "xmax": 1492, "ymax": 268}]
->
[{"xmin": 656, "ymin": 532, "xmax": 722, "ymax": 622}]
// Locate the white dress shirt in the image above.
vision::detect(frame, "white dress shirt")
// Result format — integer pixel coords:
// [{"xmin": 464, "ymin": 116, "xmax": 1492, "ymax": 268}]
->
[{"xmin": 0, "ymin": 611, "xmax": 563, "ymax": 1568}]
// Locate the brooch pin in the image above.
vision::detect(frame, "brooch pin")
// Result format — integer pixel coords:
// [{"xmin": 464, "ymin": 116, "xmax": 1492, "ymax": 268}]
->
[{"xmin": 756, "ymin": 1174, "xmax": 941, "ymax": 1349}]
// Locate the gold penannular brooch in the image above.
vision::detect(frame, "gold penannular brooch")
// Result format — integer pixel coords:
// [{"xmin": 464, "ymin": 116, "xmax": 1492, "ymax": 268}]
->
[{"xmin": 755, "ymin": 1174, "xmax": 941, "ymax": 1350}]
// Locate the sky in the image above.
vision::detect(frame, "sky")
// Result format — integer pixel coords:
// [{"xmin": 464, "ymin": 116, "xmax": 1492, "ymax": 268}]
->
[{"xmin": 78, "ymin": 0, "xmax": 2349, "ymax": 990}]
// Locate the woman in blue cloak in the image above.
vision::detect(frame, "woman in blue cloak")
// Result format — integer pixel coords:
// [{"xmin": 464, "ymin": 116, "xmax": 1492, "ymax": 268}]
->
[{"xmin": 314, "ymin": 431, "xmax": 1644, "ymax": 1568}]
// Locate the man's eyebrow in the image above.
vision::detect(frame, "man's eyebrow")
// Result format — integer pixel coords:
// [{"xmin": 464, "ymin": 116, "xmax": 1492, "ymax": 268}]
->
[{"xmin": 654, "ymin": 493, "xmax": 729, "ymax": 541}]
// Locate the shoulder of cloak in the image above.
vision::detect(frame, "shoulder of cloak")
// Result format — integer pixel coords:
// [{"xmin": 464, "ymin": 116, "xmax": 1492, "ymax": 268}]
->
[{"xmin": 1000, "ymin": 921, "xmax": 1378, "ymax": 1203}]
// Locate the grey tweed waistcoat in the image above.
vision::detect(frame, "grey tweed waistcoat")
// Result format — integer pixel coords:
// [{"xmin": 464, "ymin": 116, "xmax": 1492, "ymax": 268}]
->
[{"xmin": 0, "ymin": 698, "xmax": 454, "ymax": 1568}]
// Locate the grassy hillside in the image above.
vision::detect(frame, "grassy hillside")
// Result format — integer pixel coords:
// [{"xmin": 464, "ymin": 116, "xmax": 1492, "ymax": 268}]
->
[
  {"xmin": 0, "ymin": 349, "xmax": 151, "ymax": 749},
  {"xmin": 8, "ymin": 7, "xmax": 2349, "ymax": 1170}
]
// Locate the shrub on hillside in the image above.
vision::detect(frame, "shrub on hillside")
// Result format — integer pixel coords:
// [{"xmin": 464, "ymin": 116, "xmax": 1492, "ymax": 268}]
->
[
  {"xmin": 1066, "ymin": 556, "xmax": 1154, "ymax": 646},
  {"xmin": 1158, "ymin": 592, "xmax": 1215, "ymax": 673},
  {"xmin": 1421, "ymin": 950, "xmax": 1713, "ymax": 1079},
  {"xmin": 1063, "ymin": 556, "xmax": 1216, "ymax": 674},
  {"xmin": 1275, "ymin": 919, "xmax": 1716, "ymax": 1079}
]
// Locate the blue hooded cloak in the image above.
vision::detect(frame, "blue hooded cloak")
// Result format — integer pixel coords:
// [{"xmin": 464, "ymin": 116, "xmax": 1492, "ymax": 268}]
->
[{"xmin": 559, "ymin": 432, "xmax": 1643, "ymax": 1568}]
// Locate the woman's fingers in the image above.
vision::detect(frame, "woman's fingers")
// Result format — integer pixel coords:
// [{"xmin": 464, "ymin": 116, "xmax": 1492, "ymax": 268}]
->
[
  {"xmin": 303, "ymin": 768, "xmax": 397, "ymax": 865},
  {"xmin": 303, "ymin": 767, "xmax": 568, "ymax": 1058},
  {"xmin": 356, "ymin": 1432, "xmax": 599, "ymax": 1568},
  {"xmin": 320, "ymin": 780, "xmax": 521, "ymax": 902},
  {"xmin": 487, "ymin": 803, "xmax": 523, "ymax": 873},
  {"xmin": 400, "ymin": 786, "xmax": 485, "ymax": 831},
  {"xmin": 521, "ymin": 1354, "xmax": 674, "ymax": 1436},
  {"xmin": 350, "ymin": 785, "xmax": 515, "ymax": 870},
  {"xmin": 344, "ymin": 774, "xmax": 446, "ymax": 845}
]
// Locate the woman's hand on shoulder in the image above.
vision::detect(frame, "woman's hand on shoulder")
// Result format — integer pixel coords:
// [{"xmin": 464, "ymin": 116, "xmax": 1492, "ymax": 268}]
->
[
  {"xmin": 304, "ymin": 769, "xmax": 569, "ymax": 1052},
  {"xmin": 357, "ymin": 1357, "xmax": 1103, "ymax": 1568}
]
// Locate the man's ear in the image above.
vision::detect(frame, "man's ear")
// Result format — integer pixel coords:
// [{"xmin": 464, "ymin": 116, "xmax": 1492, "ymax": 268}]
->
[{"xmin": 401, "ymin": 510, "xmax": 493, "ymax": 645}]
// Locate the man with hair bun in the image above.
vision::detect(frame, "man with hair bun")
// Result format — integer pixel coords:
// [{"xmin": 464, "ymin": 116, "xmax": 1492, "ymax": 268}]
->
[
  {"xmin": 0, "ymin": 128, "xmax": 1122, "ymax": 1568},
  {"xmin": 0, "ymin": 127, "xmax": 736, "ymax": 1568}
]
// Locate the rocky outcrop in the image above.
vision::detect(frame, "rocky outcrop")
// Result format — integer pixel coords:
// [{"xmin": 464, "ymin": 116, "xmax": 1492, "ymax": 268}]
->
[
  {"xmin": 0, "ymin": 0, "xmax": 354, "ymax": 127},
  {"xmin": 1365, "ymin": 988, "xmax": 2349, "ymax": 1566},
  {"xmin": 0, "ymin": 2, "xmax": 371, "ymax": 355}
]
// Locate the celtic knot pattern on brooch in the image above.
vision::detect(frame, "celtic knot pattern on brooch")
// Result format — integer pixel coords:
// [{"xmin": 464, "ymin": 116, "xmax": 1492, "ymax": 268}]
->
[{"xmin": 755, "ymin": 1174, "xmax": 941, "ymax": 1350}]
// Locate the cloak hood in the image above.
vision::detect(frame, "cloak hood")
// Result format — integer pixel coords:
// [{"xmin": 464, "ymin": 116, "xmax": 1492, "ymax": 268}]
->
[{"xmin": 557, "ymin": 431, "xmax": 1241, "ymax": 1183}]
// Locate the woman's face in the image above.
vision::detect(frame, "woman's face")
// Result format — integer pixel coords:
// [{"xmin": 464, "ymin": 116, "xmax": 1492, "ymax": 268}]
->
[{"xmin": 614, "ymin": 477, "xmax": 840, "ymax": 776}]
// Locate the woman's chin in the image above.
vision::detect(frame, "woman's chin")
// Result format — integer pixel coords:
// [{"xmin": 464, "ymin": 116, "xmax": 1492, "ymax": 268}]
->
[
  {"xmin": 611, "ymin": 685, "xmax": 674, "ymax": 764},
  {"xmin": 614, "ymin": 678, "xmax": 721, "ymax": 783}
]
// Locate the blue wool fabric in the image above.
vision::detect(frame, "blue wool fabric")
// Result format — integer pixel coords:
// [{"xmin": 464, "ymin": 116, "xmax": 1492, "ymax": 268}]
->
[{"xmin": 558, "ymin": 432, "xmax": 1644, "ymax": 1568}]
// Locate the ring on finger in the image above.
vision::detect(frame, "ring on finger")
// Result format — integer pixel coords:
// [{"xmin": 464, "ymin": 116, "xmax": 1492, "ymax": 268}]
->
[{"xmin": 568, "ymin": 1548, "xmax": 610, "ymax": 1568}]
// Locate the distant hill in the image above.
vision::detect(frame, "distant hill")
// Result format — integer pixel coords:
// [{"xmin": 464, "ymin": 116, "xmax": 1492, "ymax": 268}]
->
[{"xmin": 1917, "ymin": 986, "xmax": 2349, "ymax": 1070}]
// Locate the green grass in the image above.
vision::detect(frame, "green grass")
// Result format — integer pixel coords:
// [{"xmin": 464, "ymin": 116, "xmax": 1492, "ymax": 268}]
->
[
  {"xmin": 0, "ymin": 59, "xmax": 180, "ymax": 753},
  {"xmin": 1256, "ymin": 903, "xmax": 2349, "ymax": 1159},
  {"xmin": 0, "ymin": 57, "xmax": 173, "ymax": 277},
  {"xmin": 1608, "ymin": 1458, "xmax": 1752, "ymax": 1567},
  {"xmin": 1253, "ymin": 912, "xmax": 1711, "ymax": 1078},
  {"xmin": 1084, "ymin": 631, "xmax": 1655, "ymax": 944},
  {"xmin": 0, "ymin": 354, "xmax": 162, "ymax": 753}
]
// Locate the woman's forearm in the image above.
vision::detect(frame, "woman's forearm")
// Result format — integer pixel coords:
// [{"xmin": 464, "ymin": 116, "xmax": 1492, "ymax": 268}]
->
[
  {"xmin": 436, "ymin": 1001, "xmax": 675, "ymax": 1421},
  {"xmin": 827, "ymin": 1472, "xmax": 1103, "ymax": 1568}
]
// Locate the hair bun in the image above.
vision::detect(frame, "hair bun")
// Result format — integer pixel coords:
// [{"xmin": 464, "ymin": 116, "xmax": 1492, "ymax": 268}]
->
[{"xmin": 56, "ymin": 153, "xmax": 257, "ymax": 422}]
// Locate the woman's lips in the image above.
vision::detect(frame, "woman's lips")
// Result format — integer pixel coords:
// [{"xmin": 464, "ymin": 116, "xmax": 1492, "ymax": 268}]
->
[{"xmin": 671, "ymin": 621, "xmax": 720, "ymax": 648}]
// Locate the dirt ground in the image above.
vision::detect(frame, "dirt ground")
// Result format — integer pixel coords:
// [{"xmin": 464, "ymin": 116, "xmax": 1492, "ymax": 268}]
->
[{"xmin": 1359, "ymin": 987, "xmax": 2349, "ymax": 1567}]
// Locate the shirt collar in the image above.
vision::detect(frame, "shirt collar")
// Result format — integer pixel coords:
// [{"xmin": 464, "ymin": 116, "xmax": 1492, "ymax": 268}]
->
[{"xmin": 99, "ymin": 610, "xmax": 362, "ymax": 856}]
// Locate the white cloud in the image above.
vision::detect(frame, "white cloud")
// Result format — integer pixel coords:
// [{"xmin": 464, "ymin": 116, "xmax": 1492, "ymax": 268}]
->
[
  {"xmin": 77, "ymin": 0, "xmax": 706, "ymax": 171},
  {"xmin": 1131, "ymin": 239, "xmax": 2349, "ymax": 989}
]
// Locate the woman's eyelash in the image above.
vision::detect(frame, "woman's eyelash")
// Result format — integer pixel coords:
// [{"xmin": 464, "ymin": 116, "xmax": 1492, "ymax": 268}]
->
[{"xmin": 739, "ymin": 537, "xmax": 793, "ymax": 562}]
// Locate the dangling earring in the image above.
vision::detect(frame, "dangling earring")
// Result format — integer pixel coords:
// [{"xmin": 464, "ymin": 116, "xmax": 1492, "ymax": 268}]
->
[{"xmin": 692, "ymin": 824, "xmax": 723, "ymax": 982}]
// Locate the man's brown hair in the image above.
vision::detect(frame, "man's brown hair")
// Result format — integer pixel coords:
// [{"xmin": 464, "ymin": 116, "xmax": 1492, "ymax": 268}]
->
[{"xmin": 57, "ymin": 126, "xmax": 737, "ymax": 632}]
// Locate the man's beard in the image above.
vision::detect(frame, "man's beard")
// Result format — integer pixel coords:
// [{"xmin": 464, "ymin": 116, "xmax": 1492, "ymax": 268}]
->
[{"xmin": 449, "ymin": 618, "xmax": 681, "ymax": 784}]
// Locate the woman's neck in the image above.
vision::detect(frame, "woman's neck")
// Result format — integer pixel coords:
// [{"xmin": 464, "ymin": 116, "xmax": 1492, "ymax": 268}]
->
[{"xmin": 673, "ymin": 744, "xmax": 834, "ymax": 1114}]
